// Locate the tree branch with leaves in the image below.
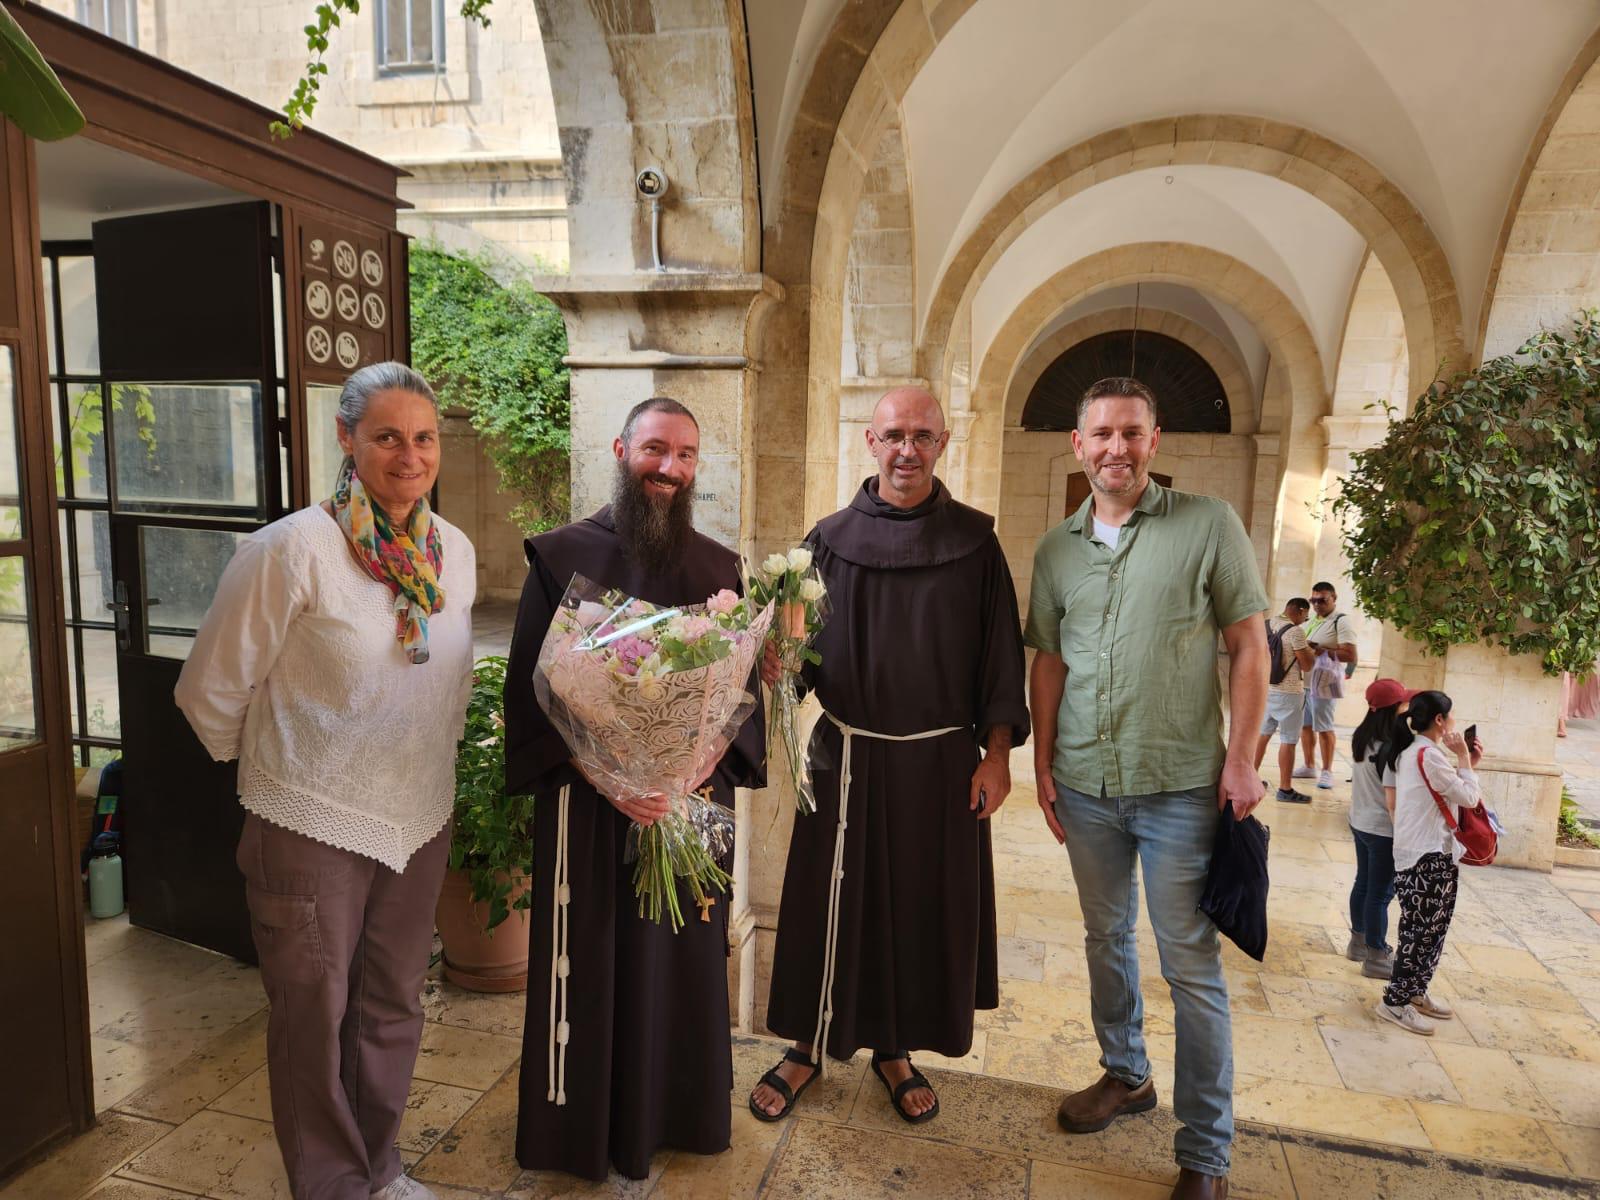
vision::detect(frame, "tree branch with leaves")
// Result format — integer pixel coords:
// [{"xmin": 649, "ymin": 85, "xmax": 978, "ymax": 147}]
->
[{"xmin": 1334, "ymin": 311, "xmax": 1600, "ymax": 675}]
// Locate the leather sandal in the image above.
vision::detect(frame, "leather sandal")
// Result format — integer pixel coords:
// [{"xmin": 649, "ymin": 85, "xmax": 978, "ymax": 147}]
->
[
  {"xmin": 870, "ymin": 1052, "xmax": 940, "ymax": 1125},
  {"xmin": 748, "ymin": 1047, "xmax": 818, "ymax": 1122}
]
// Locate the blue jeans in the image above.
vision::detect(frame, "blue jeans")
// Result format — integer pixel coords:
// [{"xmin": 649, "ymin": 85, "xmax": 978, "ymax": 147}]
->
[
  {"xmin": 1054, "ymin": 782, "xmax": 1233, "ymax": 1177},
  {"xmin": 1349, "ymin": 827, "xmax": 1396, "ymax": 951}
]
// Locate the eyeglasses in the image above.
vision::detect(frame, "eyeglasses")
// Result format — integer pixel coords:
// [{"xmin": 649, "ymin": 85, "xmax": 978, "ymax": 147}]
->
[
  {"xmin": 871, "ymin": 429, "xmax": 943, "ymax": 451},
  {"xmin": 1311, "ymin": 595, "xmax": 1333, "ymax": 606}
]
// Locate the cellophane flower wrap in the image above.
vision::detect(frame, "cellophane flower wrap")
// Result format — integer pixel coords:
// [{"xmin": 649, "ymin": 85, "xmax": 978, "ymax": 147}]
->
[
  {"xmin": 533, "ymin": 574, "xmax": 773, "ymax": 931},
  {"xmin": 748, "ymin": 547, "xmax": 830, "ymax": 814}
]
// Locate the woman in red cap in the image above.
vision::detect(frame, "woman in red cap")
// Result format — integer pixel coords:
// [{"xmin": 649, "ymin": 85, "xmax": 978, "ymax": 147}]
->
[{"xmin": 1344, "ymin": 677, "xmax": 1416, "ymax": 979}]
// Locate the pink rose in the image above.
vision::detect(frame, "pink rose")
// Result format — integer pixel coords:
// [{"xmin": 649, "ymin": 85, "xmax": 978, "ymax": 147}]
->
[
  {"xmin": 706, "ymin": 588, "xmax": 740, "ymax": 615},
  {"xmin": 677, "ymin": 615, "xmax": 715, "ymax": 641}
]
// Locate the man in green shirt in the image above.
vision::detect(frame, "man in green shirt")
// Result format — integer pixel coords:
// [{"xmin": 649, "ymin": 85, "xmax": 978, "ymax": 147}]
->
[{"xmin": 1025, "ymin": 377, "xmax": 1269, "ymax": 1200}]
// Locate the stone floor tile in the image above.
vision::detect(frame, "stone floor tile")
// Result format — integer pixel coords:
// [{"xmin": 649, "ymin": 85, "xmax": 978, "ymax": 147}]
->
[
  {"xmin": 207, "ymin": 1065, "xmax": 271, "ymax": 1122},
  {"xmin": 1456, "ymin": 944, "xmax": 1560, "ymax": 982},
  {"xmin": 1453, "ymin": 1000, "xmax": 1584, "ymax": 1059},
  {"xmin": 1267, "ymin": 887, "xmax": 1348, "ymax": 928},
  {"xmin": 82, "ymin": 914, "xmax": 165, "ymax": 969},
  {"xmin": 92, "ymin": 1035, "xmax": 195, "ymax": 1115},
  {"xmin": 973, "ymin": 977, "xmax": 1102, "ymax": 1042},
  {"xmin": 397, "ymin": 1082, "xmax": 482, "ymax": 1156},
  {"xmin": 82, "ymin": 1180, "xmax": 201, "ymax": 1199},
  {"xmin": 1514, "ymin": 1051, "xmax": 1600, "ymax": 1128},
  {"xmin": 413, "ymin": 1071, "xmax": 523, "ymax": 1193},
  {"xmin": 1540, "ymin": 1121, "xmax": 1600, "ymax": 1180},
  {"xmin": 842, "ymin": 1065, "xmax": 1292, "ymax": 1196},
  {"xmin": 413, "ymin": 1022, "xmax": 523, "ymax": 1091},
  {"xmin": 0, "ymin": 1113, "xmax": 171, "ymax": 1200},
  {"xmin": 761, "ymin": 1118, "xmax": 1027, "ymax": 1198},
  {"xmin": 731, "ymin": 1037, "xmax": 866, "ymax": 1125},
  {"xmin": 115, "ymin": 1011, "xmax": 268, "ymax": 1126},
  {"xmin": 981, "ymin": 1031, "xmax": 1112, "ymax": 1090},
  {"xmin": 1430, "ymin": 968, "xmax": 1587, "ymax": 1015},
  {"xmin": 1318, "ymin": 1024, "xmax": 1460, "ymax": 1102},
  {"xmin": 119, "ymin": 1109, "xmax": 288, "ymax": 1199},
  {"xmin": 505, "ymin": 1161, "xmax": 661, "ymax": 1198},
  {"xmin": 996, "ymin": 882, "xmax": 1083, "ymax": 918},
  {"xmin": 1232, "ymin": 1076, "xmax": 1431, "ymax": 1148},
  {"xmin": 647, "ymin": 1106, "xmax": 786, "ymax": 1198},
  {"xmin": 94, "ymin": 961, "xmax": 268, "ymax": 1060},
  {"xmin": 1015, "ymin": 909, "xmax": 1087, "ymax": 946},
  {"xmin": 1428, "ymin": 1043, "xmax": 1559, "ymax": 1121},
  {"xmin": 421, "ymin": 971, "xmax": 530, "ymax": 1039},
  {"xmin": 916, "ymin": 1030, "xmax": 986, "ymax": 1073},
  {"xmin": 1026, "ymin": 1160, "xmax": 1170, "ymax": 1198},
  {"xmin": 1410, "ymin": 1100, "xmax": 1569, "ymax": 1172},
  {"xmin": 1230, "ymin": 1014, "xmax": 1342, "ymax": 1087},
  {"xmin": 997, "ymin": 935, "xmax": 1045, "ymax": 981},
  {"xmin": 1277, "ymin": 1132, "xmax": 1585, "ymax": 1199}
]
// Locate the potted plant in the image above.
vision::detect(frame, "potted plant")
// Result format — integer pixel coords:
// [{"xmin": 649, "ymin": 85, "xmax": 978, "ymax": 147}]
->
[{"xmin": 435, "ymin": 656, "xmax": 536, "ymax": 992}]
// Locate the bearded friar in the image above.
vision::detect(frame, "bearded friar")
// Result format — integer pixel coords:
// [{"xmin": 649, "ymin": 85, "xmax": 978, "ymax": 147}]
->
[
  {"xmin": 504, "ymin": 397, "xmax": 765, "ymax": 1182},
  {"xmin": 751, "ymin": 386, "xmax": 1028, "ymax": 1127}
]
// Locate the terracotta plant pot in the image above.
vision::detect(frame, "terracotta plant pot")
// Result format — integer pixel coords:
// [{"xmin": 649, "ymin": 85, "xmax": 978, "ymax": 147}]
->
[{"xmin": 434, "ymin": 868, "xmax": 531, "ymax": 992}]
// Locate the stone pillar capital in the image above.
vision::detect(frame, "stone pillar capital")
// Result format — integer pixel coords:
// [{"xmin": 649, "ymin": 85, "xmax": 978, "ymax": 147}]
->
[
  {"xmin": 1320, "ymin": 412, "xmax": 1392, "ymax": 451},
  {"xmin": 529, "ymin": 272, "xmax": 784, "ymax": 365}
]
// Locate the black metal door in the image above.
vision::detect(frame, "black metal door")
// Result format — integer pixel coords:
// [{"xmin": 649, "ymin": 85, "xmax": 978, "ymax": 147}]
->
[{"xmin": 95, "ymin": 201, "xmax": 283, "ymax": 961}]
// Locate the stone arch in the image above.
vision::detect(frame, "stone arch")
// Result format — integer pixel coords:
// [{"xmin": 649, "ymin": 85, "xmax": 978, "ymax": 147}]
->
[
  {"xmin": 1004, "ymin": 307, "xmax": 1254, "ymax": 431},
  {"xmin": 977, "ymin": 243, "xmax": 1329, "ymax": 605},
  {"xmin": 920, "ymin": 116, "xmax": 1466, "ymax": 403},
  {"xmin": 1477, "ymin": 27, "xmax": 1600, "ymax": 359}
]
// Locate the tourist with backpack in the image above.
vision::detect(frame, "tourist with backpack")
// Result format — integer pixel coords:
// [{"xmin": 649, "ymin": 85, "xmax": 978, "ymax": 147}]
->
[
  {"xmin": 1254, "ymin": 599, "xmax": 1316, "ymax": 804},
  {"xmin": 1374, "ymin": 690, "xmax": 1486, "ymax": 1035},
  {"xmin": 1294, "ymin": 583, "xmax": 1358, "ymax": 790}
]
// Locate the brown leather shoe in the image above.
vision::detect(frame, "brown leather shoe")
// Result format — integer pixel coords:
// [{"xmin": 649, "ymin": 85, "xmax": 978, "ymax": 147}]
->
[
  {"xmin": 1170, "ymin": 1167, "xmax": 1228, "ymax": 1198},
  {"xmin": 1056, "ymin": 1071, "xmax": 1157, "ymax": 1133}
]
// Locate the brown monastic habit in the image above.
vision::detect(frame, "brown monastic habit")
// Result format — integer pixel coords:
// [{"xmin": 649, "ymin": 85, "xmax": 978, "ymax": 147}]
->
[
  {"xmin": 504, "ymin": 506, "xmax": 765, "ymax": 1182},
  {"xmin": 766, "ymin": 478, "xmax": 1029, "ymax": 1061}
]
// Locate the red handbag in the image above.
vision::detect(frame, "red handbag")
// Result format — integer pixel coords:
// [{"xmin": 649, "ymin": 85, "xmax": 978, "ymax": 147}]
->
[{"xmin": 1417, "ymin": 746, "xmax": 1497, "ymax": 866}]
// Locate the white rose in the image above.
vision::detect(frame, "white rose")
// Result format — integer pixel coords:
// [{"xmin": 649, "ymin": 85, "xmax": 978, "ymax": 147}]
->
[
  {"xmin": 762, "ymin": 552, "xmax": 790, "ymax": 577},
  {"xmin": 786, "ymin": 546, "xmax": 813, "ymax": 573},
  {"xmin": 799, "ymin": 577, "xmax": 826, "ymax": 603}
]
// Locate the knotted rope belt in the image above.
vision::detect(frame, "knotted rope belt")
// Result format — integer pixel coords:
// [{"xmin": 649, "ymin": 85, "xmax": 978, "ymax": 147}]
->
[
  {"xmin": 808, "ymin": 710, "xmax": 962, "ymax": 1071},
  {"xmin": 547, "ymin": 784, "xmax": 572, "ymax": 1105}
]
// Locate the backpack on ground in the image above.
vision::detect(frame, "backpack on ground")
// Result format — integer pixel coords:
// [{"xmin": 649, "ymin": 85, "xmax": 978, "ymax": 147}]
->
[
  {"xmin": 1417, "ymin": 746, "xmax": 1497, "ymax": 866},
  {"xmin": 1265, "ymin": 617, "xmax": 1291, "ymax": 686}
]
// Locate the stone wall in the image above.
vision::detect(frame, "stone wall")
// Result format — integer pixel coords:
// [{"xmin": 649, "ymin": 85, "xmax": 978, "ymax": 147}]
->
[{"xmin": 1481, "ymin": 53, "xmax": 1600, "ymax": 358}]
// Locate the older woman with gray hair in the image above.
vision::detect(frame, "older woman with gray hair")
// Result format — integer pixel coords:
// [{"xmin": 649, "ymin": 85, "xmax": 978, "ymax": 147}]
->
[{"xmin": 176, "ymin": 362, "xmax": 474, "ymax": 1200}]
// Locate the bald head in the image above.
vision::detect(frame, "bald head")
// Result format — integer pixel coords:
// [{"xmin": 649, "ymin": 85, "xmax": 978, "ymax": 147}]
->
[
  {"xmin": 872, "ymin": 386, "xmax": 946, "ymax": 434},
  {"xmin": 866, "ymin": 386, "xmax": 948, "ymax": 509}
]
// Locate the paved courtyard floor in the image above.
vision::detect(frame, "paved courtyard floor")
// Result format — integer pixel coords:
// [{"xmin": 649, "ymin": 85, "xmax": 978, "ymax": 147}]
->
[{"xmin": 9, "ymin": 692, "xmax": 1600, "ymax": 1197}]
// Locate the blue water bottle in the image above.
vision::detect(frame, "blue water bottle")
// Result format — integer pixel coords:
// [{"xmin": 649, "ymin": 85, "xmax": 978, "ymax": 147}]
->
[{"xmin": 88, "ymin": 832, "xmax": 124, "ymax": 919}]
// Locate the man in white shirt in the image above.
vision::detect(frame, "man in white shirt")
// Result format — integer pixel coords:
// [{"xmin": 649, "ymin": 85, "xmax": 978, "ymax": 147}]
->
[
  {"xmin": 1255, "ymin": 599, "xmax": 1316, "ymax": 803},
  {"xmin": 1295, "ymin": 582, "xmax": 1358, "ymax": 789}
]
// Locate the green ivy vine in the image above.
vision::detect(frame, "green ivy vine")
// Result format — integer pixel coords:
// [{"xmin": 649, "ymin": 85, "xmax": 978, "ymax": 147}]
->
[
  {"xmin": 1334, "ymin": 311, "xmax": 1600, "ymax": 675},
  {"xmin": 409, "ymin": 243, "xmax": 571, "ymax": 534}
]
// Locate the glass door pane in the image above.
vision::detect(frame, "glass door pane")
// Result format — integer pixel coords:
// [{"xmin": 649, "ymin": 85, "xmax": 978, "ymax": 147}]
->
[
  {"xmin": 0, "ymin": 557, "xmax": 37, "ymax": 747},
  {"xmin": 109, "ymin": 382, "xmax": 263, "ymax": 515},
  {"xmin": 1, "ymin": 346, "xmax": 21, "ymax": 540},
  {"xmin": 138, "ymin": 525, "xmax": 249, "ymax": 659}
]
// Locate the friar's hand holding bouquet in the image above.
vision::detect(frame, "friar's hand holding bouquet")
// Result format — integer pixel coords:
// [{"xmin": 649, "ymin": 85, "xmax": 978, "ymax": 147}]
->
[
  {"xmin": 749, "ymin": 546, "xmax": 830, "ymax": 813},
  {"xmin": 533, "ymin": 575, "xmax": 773, "ymax": 931}
]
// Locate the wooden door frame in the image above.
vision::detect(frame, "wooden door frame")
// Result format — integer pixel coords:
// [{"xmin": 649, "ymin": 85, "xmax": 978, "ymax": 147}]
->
[{"xmin": 1, "ymin": 8, "xmax": 410, "ymax": 1171}]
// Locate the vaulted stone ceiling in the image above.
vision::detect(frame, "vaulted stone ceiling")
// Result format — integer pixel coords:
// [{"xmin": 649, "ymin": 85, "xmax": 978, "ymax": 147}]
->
[{"xmin": 746, "ymin": 0, "xmax": 1597, "ymax": 370}]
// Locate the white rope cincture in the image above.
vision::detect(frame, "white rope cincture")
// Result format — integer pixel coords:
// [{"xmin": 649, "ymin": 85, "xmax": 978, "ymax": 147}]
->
[
  {"xmin": 547, "ymin": 784, "xmax": 572, "ymax": 1105},
  {"xmin": 808, "ymin": 712, "xmax": 961, "ymax": 1074}
]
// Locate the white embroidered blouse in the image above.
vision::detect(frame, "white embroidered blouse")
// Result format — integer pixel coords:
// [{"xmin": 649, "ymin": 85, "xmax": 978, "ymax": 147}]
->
[{"xmin": 175, "ymin": 504, "xmax": 476, "ymax": 872}]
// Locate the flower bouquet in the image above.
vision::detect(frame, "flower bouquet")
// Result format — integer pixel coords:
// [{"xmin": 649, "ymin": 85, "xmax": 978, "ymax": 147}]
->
[
  {"xmin": 748, "ymin": 546, "xmax": 830, "ymax": 814},
  {"xmin": 533, "ymin": 574, "xmax": 773, "ymax": 931}
]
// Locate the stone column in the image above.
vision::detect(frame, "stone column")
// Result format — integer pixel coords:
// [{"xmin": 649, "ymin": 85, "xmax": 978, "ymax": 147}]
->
[{"xmin": 533, "ymin": 270, "xmax": 782, "ymax": 1025}]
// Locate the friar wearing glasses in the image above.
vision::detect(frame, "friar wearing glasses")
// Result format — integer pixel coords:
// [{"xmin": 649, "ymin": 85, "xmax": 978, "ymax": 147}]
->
[{"xmin": 750, "ymin": 386, "xmax": 1029, "ymax": 1126}]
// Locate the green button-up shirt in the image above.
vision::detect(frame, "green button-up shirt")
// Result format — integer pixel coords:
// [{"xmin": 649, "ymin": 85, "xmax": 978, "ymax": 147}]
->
[{"xmin": 1023, "ymin": 480, "xmax": 1267, "ymax": 797}]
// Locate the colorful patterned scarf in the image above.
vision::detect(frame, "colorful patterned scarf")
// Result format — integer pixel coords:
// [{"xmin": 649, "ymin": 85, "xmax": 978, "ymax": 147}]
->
[{"xmin": 332, "ymin": 460, "xmax": 445, "ymax": 664}]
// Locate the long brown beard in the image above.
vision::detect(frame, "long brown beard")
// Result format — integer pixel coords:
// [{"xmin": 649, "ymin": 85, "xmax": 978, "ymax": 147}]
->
[{"xmin": 612, "ymin": 460, "xmax": 695, "ymax": 575}]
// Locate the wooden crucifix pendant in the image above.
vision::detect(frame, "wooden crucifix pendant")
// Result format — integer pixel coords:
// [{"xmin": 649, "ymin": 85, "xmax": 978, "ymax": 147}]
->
[{"xmin": 697, "ymin": 894, "xmax": 716, "ymax": 923}]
